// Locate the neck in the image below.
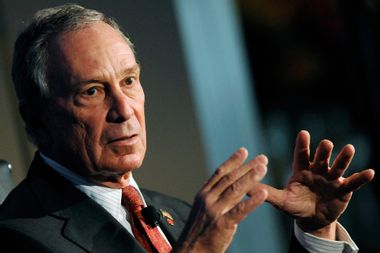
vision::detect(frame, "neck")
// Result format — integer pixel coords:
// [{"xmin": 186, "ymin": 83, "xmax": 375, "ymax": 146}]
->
[{"xmin": 98, "ymin": 171, "xmax": 132, "ymax": 188}]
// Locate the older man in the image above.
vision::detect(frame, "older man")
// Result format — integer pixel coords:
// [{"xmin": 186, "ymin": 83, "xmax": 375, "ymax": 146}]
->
[{"xmin": 0, "ymin": 4, "xmax": 374, "ymax": 253}]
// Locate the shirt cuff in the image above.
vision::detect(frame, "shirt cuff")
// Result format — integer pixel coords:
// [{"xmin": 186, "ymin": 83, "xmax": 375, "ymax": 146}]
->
[{"xmin": 294, "ymin": 221, "xmax": 359, "ymax": 253}]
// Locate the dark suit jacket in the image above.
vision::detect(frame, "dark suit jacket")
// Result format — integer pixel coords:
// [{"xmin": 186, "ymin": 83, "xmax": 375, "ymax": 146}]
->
[
  {"xmin": 0, "ymin": 153, "xmax": 191, "ymax": 252},
  {"xmin": 0, "ymin": 153, "xmax": 309, "ymax": 253}
]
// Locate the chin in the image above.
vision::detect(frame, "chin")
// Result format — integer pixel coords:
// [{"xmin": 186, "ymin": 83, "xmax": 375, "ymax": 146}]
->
[
  {"xmin": 90, "ymin": 157, "xmax": 142, "ymax": 184},
  {"xmin": 115, "ymin": 153, "xmax": 144, "ymax": 171}
]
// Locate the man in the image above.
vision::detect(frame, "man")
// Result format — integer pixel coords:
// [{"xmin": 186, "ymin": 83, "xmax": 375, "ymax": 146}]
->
[{"xmin": 0, "ymin": 4, "xmax": 374, "ymax": 252}]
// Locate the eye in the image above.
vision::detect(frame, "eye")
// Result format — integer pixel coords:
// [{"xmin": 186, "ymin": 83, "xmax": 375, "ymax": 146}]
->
[
  {"xmin": 75, "ymin": 84, "xmax": 105, "ymax": 105},
  {"xmin": 125, "ymin": 77, "xmax": 136, "ymax": 86},
  {"xmin": 84, "ymin": 87, "xmax": 98, "ymax": 96}
]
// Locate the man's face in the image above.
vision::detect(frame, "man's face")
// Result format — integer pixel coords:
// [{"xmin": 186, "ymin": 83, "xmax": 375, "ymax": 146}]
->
[{"xmin": 42, "ymin": 22, "xmax": 146, "ymax": 183}]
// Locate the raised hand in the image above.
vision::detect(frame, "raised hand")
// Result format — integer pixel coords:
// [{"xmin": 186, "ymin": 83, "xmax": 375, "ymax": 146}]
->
[
  {"xmin": 174, "ymin": 148, "xmax": 268, "ymax": 253},
  {"xmin": 265, "ymin": 130, "xmax": 375, "ymax": 239}
]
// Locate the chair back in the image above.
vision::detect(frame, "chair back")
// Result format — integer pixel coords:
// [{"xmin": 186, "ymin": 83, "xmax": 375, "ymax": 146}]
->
[{"xmin": 0, "ymin": 160, "xmax": 15, "ymax": 203}]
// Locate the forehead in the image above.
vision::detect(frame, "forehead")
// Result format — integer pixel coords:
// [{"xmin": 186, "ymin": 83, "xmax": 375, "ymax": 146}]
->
[{"xmin": 50, "ymin": 21, "xmax": 136, "ymax": 81}]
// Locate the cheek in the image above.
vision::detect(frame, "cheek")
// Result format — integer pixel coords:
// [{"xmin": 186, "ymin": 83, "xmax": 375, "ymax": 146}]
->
[
  {"xmin": 138, "ymin": 90, "xmax": 146, "ymax": 125},
  {"xmin": 61, "ymin": 122, "xmax": 92, "ymax": 155},
  {"xmin": 136, "ymin": 98, "xmax": 146, "ymax": 125},
  {"xmin": 137, "ymin": 107, "xmax": 146, "ymax": 142},
  {"xmin": 64, "ymin": 110, "xmax": 105, "ymax": 154},
  {"xmin": 82, "ymin": 117, "xmax": 107, "ymax": 149},
  {"xmin": 67, "ymin": 118, "xmax": 107, "ymax": 171}
]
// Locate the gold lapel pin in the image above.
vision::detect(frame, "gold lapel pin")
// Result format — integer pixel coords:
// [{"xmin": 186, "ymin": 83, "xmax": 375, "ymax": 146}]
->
[{"xmin": 160, "ymin": 209, "xmax": 175, "ymax": 226}]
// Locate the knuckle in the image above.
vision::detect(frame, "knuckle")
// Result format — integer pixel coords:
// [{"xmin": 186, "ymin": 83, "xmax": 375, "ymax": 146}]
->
[
  {"xmin": 223, "ymin": 173, "xmax": 235, "ymax": 183},
  {"xmin": 215, "ymin": 172, "xmax": 237, "ymax": 189},
  {"xmin": 214, "ymin": 167, "xmax": 226, "ymax": 177},
  {"xmin": 215, "ymin": 218, "xmax": 229, "ymax": 230},
  {"xmin": 247, "ymin": 170, "xmax": 258, "ymax": 180},
  {"xmin": 197, "ymin": 191, "xmax": 214, "ymax": 209},
  {"xmin": 236, "ymin": 201, "xmax": 246, "ymax": 214},
  {"xmin": 253, "ymin": 164, "xmax": 265, "ymax": 175},
  {"xmin": 204, "ymin": 195, "xmax": 214, "ymax": 208},
  {"xmin": 226, "ymin": 182, "xmax": 240, "ymax": 196}
]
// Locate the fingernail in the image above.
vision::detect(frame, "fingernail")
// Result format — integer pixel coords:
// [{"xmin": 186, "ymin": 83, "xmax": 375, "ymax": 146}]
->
[
  {"xmin": 236, "ymin": 147, "xmax": 248, "ymax": 158},
  {"xmin": 256, "ymin": 189, "xmax": 268, "ymax": 199},
  {"xmin": 254, "ymin": 164, "xmax": 267, "ymax": 174},
  {"xmin": 259, "ymin": 189, "xmax": 268, "ymax": 198},
  {"xmin": 257, "ymin": 154, "xmax": 268, "ymax": 165}
]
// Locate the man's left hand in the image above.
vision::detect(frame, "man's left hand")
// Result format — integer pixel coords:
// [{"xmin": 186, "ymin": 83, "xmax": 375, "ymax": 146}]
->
[{"xmin": 263, "ymin": 130, "xmax": 375, "ymax": 239}]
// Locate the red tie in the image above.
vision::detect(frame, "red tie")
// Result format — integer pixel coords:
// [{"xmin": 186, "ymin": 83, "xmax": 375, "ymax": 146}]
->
[{"xmin": 122, "ymin": 186, "xmax": 172, "ymax": 253}]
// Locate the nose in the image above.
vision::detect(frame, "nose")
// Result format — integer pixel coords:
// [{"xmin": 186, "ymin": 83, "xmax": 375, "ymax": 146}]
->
[{"xmin": 106, "ymin": 89, "xmax": 134, "ymax": 123}]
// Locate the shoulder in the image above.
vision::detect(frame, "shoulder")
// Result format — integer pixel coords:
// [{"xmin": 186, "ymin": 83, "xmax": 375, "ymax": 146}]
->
[
  {"xmin": 0, "ymin": 178, "xmax": 40, "ymax": 219},
  {"xmin": 0, "ymin": 153, "xmax": 47, "ymax": 220},
  {"xmin": 0, "ymin": 179, "xmax": 59, "ymax": 252},
  {"xmin": 0, "ymin": 177, "xmax": 50, "ymax": 237},
  {"xmin": 0, "ymin": 224, "xmax": 51, "ymax": 252}
]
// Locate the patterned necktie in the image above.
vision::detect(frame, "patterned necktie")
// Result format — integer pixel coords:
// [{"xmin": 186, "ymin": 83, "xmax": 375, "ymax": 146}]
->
[{"xmin": 122, "ymin": 186, "xmax": 172, "ymax": 253}]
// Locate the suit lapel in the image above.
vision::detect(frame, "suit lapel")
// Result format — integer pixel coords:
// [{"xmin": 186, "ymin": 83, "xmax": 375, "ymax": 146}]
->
[
  {"xmin": 142, "ymin": 191, "xmax": 186, "ymax": 245},
  {"xmin": 27, "ymin": 153, "xmax": 146, "ymax": 253},
  {"xmin": 54, "ymin": 198, "xmax": 146, "ymax": 253}
]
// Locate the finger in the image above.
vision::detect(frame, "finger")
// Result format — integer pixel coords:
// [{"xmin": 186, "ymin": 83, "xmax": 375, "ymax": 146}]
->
[
  {"xmin": 292, "ymin": 130, "xmax": 311, "ymax": 173},
  {"xmin": 254, "ymin": 183, "xmax": 285, "ymax": 209},
  {"xmin": 246, "ymin": 155, "xmax": 268, "ymax": 182},
  {"xmin": 328, "ymin": 144, "xmax": 355, "ymax": 180},
  {"xmin": 311, "ymin": 139, "xmax": 333, "ymax": 175},
  {"xmin": 245, "ymin": 154, "xmax": 268, "ymax": 182},
  {"xmin": 210, "ymin": 154, "xmax": 268, "ymax": 196},
  {"xmin": 203, "ymin": 148, "xmax": 248, "ymax": 192},
  {"xmin": 341, "ymin": 169, "xmax": 375, "ymax": 193},
  {"xmin": 222, "ymin": 188, "xmax": 268, "ymax": 227},
  {"xmin": 213, "ymin": 160, "xmax": 268, "ymax": 212}
]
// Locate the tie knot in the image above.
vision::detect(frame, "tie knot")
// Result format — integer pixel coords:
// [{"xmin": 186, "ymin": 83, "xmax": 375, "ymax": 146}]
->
[{"xmin": 122, "ymin": 186, "xmax": 144, "ymax": 212}]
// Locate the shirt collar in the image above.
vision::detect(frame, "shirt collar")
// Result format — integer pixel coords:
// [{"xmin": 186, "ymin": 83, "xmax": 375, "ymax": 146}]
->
[{"xmin": 39, "ymin": 152, "xmax": 146, "ymax": 221}]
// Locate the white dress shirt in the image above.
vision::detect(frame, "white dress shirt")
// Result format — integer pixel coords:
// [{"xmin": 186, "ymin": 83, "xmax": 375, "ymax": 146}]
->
[{"xmin": 294, "ymin": 221, "xmax": 359, "ymax": 253}]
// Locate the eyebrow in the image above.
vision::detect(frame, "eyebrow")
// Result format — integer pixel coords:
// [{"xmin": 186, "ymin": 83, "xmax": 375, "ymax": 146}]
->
[
  {"xmin": 79, "ymin": 64, "xmax": 141, "ymax": 85},
  {"xmin": 120, "ymin": 64, "xmax": 141, "ymax": 77}
]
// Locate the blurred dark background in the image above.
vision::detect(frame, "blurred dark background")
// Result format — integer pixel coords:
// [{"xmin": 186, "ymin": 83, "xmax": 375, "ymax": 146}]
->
[{"xmin": 236, "ymin": 0, "xmax": 380, "ymax": 251}]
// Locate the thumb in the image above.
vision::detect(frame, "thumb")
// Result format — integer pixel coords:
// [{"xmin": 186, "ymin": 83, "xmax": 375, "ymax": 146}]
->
[{"xmin": 255, "ymin": 183, "xmax": 285, "ymax": 209}]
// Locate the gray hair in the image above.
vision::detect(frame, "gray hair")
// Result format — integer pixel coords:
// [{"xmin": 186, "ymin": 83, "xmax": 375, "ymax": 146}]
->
[{"xmin": 11, "ymin": 4, "xmax": 134, "ymax": 145}]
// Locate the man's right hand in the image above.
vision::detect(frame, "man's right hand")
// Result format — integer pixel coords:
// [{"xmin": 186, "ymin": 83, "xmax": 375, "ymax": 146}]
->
[{"xmin": 173, "ymin": 148, "xmax": 268, "ymax": 253}]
